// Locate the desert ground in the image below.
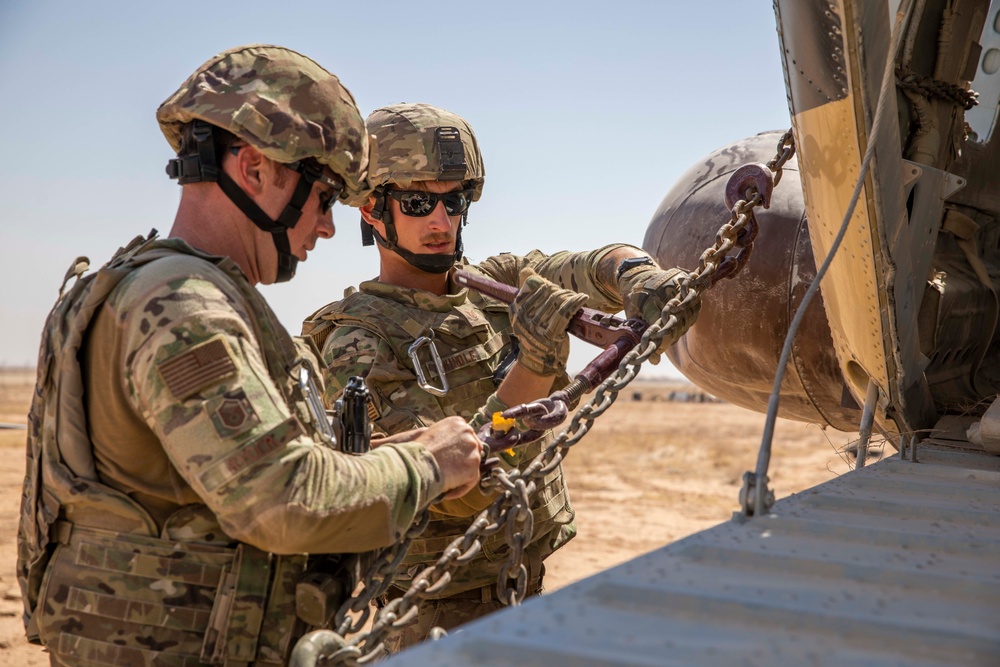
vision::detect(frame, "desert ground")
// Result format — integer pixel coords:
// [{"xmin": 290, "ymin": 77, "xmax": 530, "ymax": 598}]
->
[{"xmin": 0, "ymin": 368, "xmax": 858, "ymax": 665}]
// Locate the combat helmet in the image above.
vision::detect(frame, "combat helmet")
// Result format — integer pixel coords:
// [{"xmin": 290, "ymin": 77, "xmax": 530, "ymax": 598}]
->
[
  {"xmin": 157, "ymin": 44, "xmax": 369, "ymax": 282},
  {"xmin": 363, "ymin": 103, "xmax": 484, "ymax": 273}
]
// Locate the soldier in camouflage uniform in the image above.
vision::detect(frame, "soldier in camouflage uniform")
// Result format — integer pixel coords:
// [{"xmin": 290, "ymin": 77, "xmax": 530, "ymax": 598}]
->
[
  {"xmin": 17, "ymin": 47, "xmax": 483, "ymax": 667},
  {"xmin": 302, "ymin": 103, "xmax": 701, "ymax": 651}
]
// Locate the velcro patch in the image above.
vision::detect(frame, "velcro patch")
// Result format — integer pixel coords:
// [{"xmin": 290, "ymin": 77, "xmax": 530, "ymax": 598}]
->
[
  {"xmin": 157, "ymin": 336, "xmax": 238, "ymax": 400},
  {"xmin": 205, "ymin": 389, "xmax": 260, "ymax": 439},
  {"xmin": 198, "ymin": 418, "xmax": 304, "ymax": 492}
]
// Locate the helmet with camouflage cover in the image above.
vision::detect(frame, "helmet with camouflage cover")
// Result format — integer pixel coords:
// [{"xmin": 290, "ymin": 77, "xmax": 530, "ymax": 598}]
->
[
  {"xmin": 362, "ymin": 103, "xmax": 485, "ymax": 274},
  {"xmin": 157, "ymin": 44, "xmax": 370, "ymax": 282}
]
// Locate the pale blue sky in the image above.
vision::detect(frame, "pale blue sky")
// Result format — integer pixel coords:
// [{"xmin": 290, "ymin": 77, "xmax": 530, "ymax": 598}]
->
[{"xmin": 0, "ymin": 0, "xmax": 789, "ymax": 375}]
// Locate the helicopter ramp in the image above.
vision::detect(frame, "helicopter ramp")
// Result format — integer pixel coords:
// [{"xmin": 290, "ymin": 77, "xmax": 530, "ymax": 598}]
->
[{"xmin": 387, "ymin": 442, "xmax": 1000, "ymax": 666}]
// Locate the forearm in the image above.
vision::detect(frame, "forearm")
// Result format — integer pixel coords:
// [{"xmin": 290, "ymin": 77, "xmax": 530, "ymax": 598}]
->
[
  {"xmin": 235, "ymin": 439, "xmax": 444, "ymax": 554},
  {"xmin": 532, "ymin": 244, "xmax": 652, "ymax": 312},
  {"xmin": 496, "ymin": 361, "xmax": 557, "ymax": 408},
  {"xmin": 137, "ymin": 357, "xmax": 445, "ymax": 554}
]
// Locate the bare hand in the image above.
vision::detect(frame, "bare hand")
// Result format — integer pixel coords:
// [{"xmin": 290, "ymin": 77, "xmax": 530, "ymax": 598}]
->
[{"xmin": 412, "ymin": 416, "xmax": 483, "ymax": 500}]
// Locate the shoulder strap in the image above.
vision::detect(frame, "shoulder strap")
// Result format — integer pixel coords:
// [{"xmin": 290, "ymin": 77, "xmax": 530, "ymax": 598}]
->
[{"xmin": 304, "ymin": 291, "xmax": 442, "ymax": 369}]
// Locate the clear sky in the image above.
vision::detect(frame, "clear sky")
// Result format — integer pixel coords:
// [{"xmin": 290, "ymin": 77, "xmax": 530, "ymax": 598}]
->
[{"xmin": 0, "ymin": 0, "xmax": 790, "ymax": 377}]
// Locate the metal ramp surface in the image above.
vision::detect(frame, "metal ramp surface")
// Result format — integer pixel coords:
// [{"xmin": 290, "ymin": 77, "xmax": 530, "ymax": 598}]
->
[{"xmin": 386, "ymin": 444, "xmax": 1000, "ymax": 666}]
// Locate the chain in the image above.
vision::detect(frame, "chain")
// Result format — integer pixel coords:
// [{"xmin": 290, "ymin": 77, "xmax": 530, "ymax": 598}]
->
[
  {"xmin": 305, "ymin": 130, "xmax": 796, "ymax": 666},
  {"xmin": 766, "ymin": 129, "xmax": 796, "ymax": 186},
  {"xmin": 896, "ymin": 67, "xmax": 979, "ymax": 110}
]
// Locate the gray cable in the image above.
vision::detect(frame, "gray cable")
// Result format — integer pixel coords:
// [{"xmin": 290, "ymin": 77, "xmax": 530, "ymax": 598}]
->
[{"xmin": 754, "ymin": 0, "xmax": 917, "ymax": 496}]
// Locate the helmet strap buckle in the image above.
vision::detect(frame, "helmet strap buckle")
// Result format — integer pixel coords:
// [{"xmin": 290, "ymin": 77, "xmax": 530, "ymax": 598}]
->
[{"xmin": 164, "ymin": 120, "xmax": 219, "ymax": 184}]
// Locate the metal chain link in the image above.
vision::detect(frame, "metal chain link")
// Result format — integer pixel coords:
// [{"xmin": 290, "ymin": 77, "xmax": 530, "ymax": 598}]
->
[
  {"xmin": 896, "ymin": 67, "xmax": 979, "ymax": 110},
  {"xmin": 306, "ymin": 130, "xmax": 797, "ymax": 667},
  {"xmin": 766, "ymin": 129, "xmax": 796, "ymax": 186}
]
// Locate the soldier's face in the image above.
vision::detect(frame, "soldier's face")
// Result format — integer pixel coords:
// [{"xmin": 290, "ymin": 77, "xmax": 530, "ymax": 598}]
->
[
  {"xmin": 264, "ymin": 168, "xmax": 337, "ymax": 264},
  {"xmin": 285, "ymin": 180, "xmax": 338, "ymax": 262},
  {"xmin": 385, "ymin": 180, "xmax": 462, "ymax": 255}
]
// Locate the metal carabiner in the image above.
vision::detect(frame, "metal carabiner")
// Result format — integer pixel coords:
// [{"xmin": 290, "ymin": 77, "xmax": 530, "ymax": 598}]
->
[
  {"xmin": 293, "ymin": 359, "xmax": 337, "ymax": 446},
  {"xmin": 408, "ymin": 333, "xmax": 449, "ymax": 397}
]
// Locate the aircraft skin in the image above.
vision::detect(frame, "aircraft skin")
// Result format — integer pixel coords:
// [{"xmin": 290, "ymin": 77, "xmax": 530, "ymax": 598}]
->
[
  {"xmin": 655, "ymin": 0, "xmax": 1000, "ymax": 443},
  {"xmin": 320, "ymin": 2, "xmax": 1000, "ymax": 665}
]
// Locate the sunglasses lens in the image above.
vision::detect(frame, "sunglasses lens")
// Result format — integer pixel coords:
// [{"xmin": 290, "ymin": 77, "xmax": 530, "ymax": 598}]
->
[
  {"xmin": 392, "ymin": 190, "xmax": 473, "ymax": 216},
  {"xmin": 442, "ymin": 192, "xmax": 471, "ymax": 215},
  {"xmin": 319, "ymin": 191, "xmax": 334, "ymax": 214},
  {"xmin": 398, "ymin": 192, "xmax": 435, "ymax": 216}
]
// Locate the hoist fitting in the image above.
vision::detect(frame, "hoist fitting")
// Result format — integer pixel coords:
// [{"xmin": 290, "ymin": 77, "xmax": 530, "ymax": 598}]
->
[{"xmin": 725, "ymin": 162, "xmax": 774, "ymax": 209}]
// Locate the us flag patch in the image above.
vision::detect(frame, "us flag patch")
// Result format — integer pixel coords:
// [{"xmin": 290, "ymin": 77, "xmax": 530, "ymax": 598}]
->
[{"xmin": 157, "ymin": 336, "xmax": 238, "ymax": 400}]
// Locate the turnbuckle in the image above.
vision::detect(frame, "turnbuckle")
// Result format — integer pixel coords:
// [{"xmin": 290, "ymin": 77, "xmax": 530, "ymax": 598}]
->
[{"xmin": 454, "ymin": 270, "xmax": 647, "ymax": 460}]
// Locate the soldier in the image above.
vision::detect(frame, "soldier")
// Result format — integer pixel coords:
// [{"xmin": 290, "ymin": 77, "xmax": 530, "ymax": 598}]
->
[
  {"xmin": 302, "ymin": 103, "xmax": 700, "ymax": 651},
  {"xmin": 17, "ymin": 47, "xmax": 483, "ymax": 667}
]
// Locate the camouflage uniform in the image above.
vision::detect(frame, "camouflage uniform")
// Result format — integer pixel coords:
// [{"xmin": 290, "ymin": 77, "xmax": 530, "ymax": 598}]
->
[
  {"xmin": 302, "ymin": 244, "xmax": 634, "ymax": 649},
  {"xmin": 17, "ymin": 46, "xmax": 446, "ymax": 666},
  {"xmin": 306, "ymin": 101, "xmax": 701, "ymax": 651},
  {"xmin": 18, "ymin": 235, "xmax": 445, "ymax": 666}
]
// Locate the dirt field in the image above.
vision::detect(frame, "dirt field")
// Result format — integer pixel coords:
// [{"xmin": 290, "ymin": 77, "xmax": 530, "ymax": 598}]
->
[{"xmin": 0, "ymin": 369, "xmax": 857, "ymax": 664}]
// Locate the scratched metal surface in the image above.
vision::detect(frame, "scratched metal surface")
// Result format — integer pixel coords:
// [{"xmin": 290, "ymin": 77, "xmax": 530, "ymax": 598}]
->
[{"xmin": 386, "ymin": 443, "xmax": 1000, "ymax": 666}]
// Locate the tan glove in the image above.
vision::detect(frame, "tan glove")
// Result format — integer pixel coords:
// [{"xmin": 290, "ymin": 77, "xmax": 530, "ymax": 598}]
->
[
  {"xmin": 510, "ymin": 268, "xmax": 589, "ymax": 376},
  {"xmin": 618, "ymin": 263, "xmax": 701, "ymax": 362}
]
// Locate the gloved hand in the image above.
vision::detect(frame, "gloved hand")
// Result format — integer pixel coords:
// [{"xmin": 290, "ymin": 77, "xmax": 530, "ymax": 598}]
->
[
  {"xmin": 510, "ymin": 268, "xmax": 589, "ymax": 376},
  {"xmin": 618, "ymin": 262, "xmax": 701, "ymax": 362}
]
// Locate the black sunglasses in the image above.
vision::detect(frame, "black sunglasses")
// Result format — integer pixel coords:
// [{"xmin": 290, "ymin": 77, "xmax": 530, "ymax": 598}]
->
[
  {"xmin": 318, "ymin": 188, "xmax": 338, "ymax": 214},
  {"xmin": 386, "ymin": 189, "xmax": 474, "ymax": 217}
]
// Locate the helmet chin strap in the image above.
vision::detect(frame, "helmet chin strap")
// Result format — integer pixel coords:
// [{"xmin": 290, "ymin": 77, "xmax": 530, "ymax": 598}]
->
[
  {"xmin": 361, "ymin": 191, "xmax": 465, "ymax": 274},
  {"xmin": 166, "ymin": 120, "xmax": 318, "ymax": 283},
  {"xmin": 216, "ymin": 169, "xmax": 315, "ymax": 282}
]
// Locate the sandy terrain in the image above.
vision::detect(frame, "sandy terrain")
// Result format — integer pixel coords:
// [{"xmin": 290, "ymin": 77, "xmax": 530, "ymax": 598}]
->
[{"xmin": 0, "ymin": 369, "xmax": 858, "ymax": 665}]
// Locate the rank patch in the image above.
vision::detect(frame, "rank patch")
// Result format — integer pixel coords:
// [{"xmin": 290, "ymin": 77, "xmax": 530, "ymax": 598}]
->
[
  {"xmin": 157, "ymin": 336, "xmax": 238, "ymax": 400},
  {"xmin": 206, "ymin": 389, "xmax": 260, "ymax": 439}
]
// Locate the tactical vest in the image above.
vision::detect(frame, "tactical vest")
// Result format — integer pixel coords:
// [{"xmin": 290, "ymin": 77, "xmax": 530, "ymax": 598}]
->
[
  {"xmin": 303, "ymin": 275, "xmax": 575, "ymax": 597},
  {"xmin": 18, "ymin": 233, "xmax": 332, "ymax": 665}
]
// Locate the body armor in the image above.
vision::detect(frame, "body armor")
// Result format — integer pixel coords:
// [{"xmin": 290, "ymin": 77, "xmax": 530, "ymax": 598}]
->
[
  {"xmin": 303, "ymin": 266, "xmax": 575, "ymax": 597},
  {"xmin": 18, "ymin": 234, "xmax": 339, "ymax": 665}
]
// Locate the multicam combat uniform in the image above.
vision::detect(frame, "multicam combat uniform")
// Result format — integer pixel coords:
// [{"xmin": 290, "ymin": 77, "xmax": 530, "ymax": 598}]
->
[
  {"xmin": 303, "ymin": 244, "xmax": 633, "ymax": 647},
  {"xmin": 18, "ymin": 234, "xmax": 446, "ymax": 666}
]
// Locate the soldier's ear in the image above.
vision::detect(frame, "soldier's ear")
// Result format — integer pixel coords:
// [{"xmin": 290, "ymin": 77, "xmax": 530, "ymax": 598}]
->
[
  {"xmin": 230, "ymin": 145, "xmax": 268, "ymax": 194},
  {"xmin": 359, "ymin": 197, "xmax": 378, "ymax": 225}
]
